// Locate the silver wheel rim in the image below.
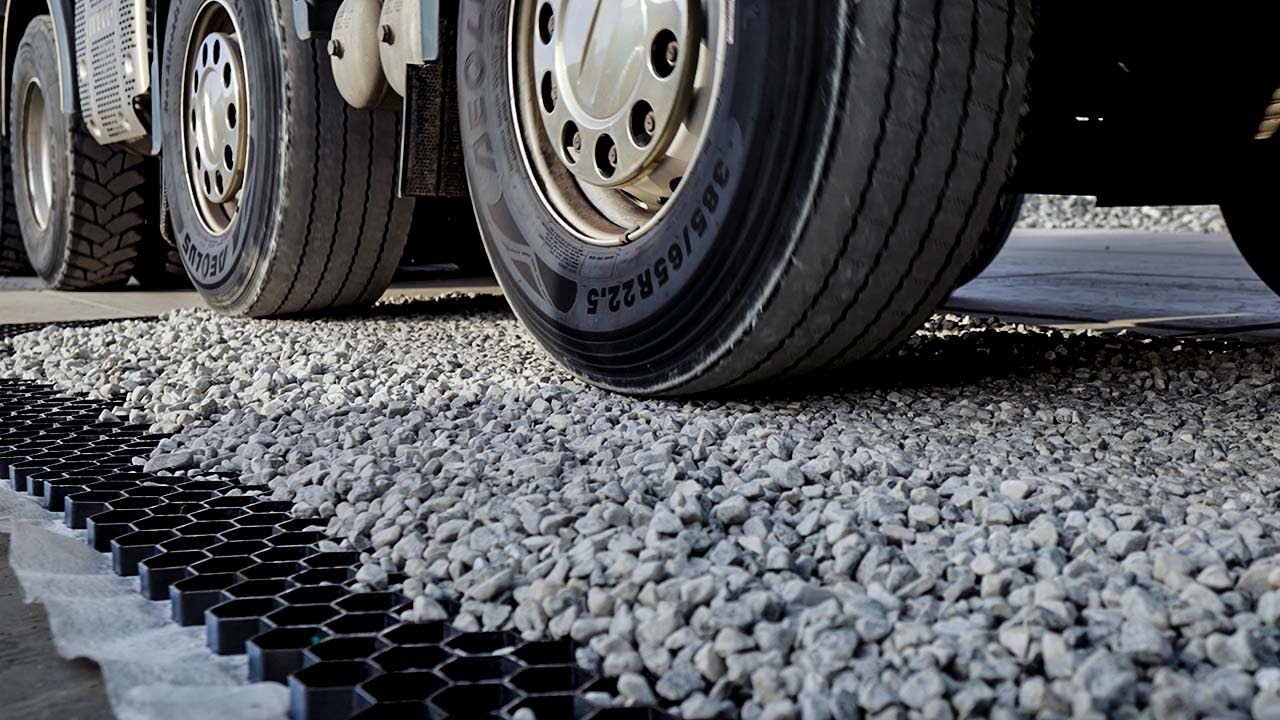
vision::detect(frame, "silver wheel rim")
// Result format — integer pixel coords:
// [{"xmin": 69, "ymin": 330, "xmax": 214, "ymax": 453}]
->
[
  {"xmin": 21, "ymin": 78, "xmax": 52, "ymax": 231},
  {"xmin": 181, "ymin": 0, "xmax": 249, "ymax": 236},
  {"xmin": 510, "ymin": 0, "xmax": 724, "ymax": 247}
]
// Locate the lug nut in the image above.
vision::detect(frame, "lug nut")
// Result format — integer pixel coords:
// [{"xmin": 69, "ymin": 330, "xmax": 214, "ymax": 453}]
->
[
  {"xmin": 665, "ymin": 41, "xmax": 679, "ymax": 68},
  {"xmin": 643, "ymin": 111, "xmax": 657, "ymax": 135},
  {"xmin": 571, "ymin": 132, "xmax": 582, "ymax": 156},
  {"xmin": 380, "ymin": 24, "xmax": 395, "ymax": 45},
  {"xmin": 327, "ymin": 39, "xmax": 343, "ymax": 59},
  {"xmin": 606, "ymin": 145, "xmax": 618, "ymax": 168}
]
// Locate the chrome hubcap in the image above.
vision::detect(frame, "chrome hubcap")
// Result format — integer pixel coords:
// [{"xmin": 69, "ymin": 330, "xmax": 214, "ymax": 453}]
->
[
  {"xmin": 183, "ymin": 0, "xmax": 249, "ymax": 236},
  {"xmin": 513, "ymin": 0, "xmax": 721, "ymax": 246},
  {"xmin": 21, "ymin": 78, "xmax": 52, "ymax": 231}
]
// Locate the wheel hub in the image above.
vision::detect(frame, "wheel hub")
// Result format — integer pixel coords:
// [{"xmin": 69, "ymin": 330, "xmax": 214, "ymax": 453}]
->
[
  {"xmin": 20, "ymin": 78, "xmax": 52, "ymax": 231},
  {"xmin": 183, "ymin": 1, "xmax": 249, "ymax": 236},
  {"xmin": 533, "ymin": 0, "xmax": 700, "ymax": 193}
]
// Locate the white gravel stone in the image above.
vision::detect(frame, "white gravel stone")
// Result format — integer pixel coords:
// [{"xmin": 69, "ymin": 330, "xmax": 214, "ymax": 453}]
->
[
  {"xmin": 1018, "ymin": 195, "xmax": 1226, "ymax": 234},
  {"xmin": 6, "ymin": 298, "xmax": 1280, "ymax": 718}
]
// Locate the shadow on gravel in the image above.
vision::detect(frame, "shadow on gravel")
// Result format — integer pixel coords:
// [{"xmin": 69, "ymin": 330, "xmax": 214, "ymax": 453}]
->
[{"xmin": 728, "ymin": 318, "xmax": 1278, "ymax": 403}]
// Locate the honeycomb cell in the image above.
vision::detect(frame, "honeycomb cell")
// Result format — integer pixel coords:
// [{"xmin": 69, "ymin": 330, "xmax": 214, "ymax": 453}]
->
[
  {"xmin": 430, "ymin": 683, "xmax": 521, "ymax": 717},
  {"xmin": 355, "ymin": 670, "xmax": 446, "ymax": 705},
  {"xmin": 438, "ymin": 655, "xmax": 522, "ymax": 683},
  {"xmin": 369, "ymin": 645, "xmax": 451, "ymax": 673},
  {"xmin": 445, "ymin": 630, "xmax": 521, "ymax": 656},
  {"xmin": 289, "ymin": 660, "xmax": 379, "ymax": 720}
]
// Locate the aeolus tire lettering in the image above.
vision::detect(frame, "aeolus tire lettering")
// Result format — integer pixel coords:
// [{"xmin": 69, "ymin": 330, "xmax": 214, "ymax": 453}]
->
[{"xmin": 586, "ymin": 159, "xmax": 732, "ymax": 315}]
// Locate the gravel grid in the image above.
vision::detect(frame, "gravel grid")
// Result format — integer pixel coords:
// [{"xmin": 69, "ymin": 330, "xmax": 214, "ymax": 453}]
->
[
  {"xmin": 1018, "ymin": 196, "xmax": 1227, "ymax": 234},
  {"xmin": 3, "ymin": 296, "xmax": 1280, "ymax": 720}
]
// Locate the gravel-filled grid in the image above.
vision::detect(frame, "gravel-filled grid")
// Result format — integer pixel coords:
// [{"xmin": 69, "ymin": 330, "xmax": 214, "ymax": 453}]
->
[
  {"xmin": 0, "ymin": 371, "xmax": 662, "ymax": 720},
  {"xmin": 4, "ymin": 298, "xmax": 1280, "ymax": 719}
]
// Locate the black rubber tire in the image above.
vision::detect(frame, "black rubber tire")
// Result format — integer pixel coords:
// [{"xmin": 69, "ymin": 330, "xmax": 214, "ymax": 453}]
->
[
  {"xmin": 11, "ymin": 17, "xmax": 145, "ymax": 290},
  {"xmin": 955, "ymin": 193, "xmax": 1024, "ymax": 287},
  {"xmin": 160, "ymin": 0, "xmax": 414, "ymax": 316},
  {"xmin": 0, "ymin": 136, "xmax": 32, "ymax": 276},
  {"xmin": 1224, "ymin": 189, "xmax": 1280, "ymax": 297},
  {"xmin": 460, "ymin": 0, "xmax": 1033, "ymax": 394}
]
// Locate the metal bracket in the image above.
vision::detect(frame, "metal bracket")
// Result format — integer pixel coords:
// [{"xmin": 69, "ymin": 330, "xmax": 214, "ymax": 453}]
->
[{"xmin": 293, "ymin": 0, "xmax": 438, "ymax": 62}]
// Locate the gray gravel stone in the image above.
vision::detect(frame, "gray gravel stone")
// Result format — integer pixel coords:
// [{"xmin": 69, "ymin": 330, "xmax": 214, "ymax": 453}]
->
[
  {"xmin": 1018, "ymin": 195, "xmax": 1226, "ymax": 234},
  {"xmin": 7, "ymin": 298, "xmax": 1280, "ymax": 718}
]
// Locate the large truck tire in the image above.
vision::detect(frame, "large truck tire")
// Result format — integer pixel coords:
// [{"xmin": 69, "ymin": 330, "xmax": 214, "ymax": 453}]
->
[
  {"xmin": 0, "ymin": 137, "xmax": 32, "ymax": 276},
  {"xmin": 955, "ymin": 193, "xmax": 1024, "ymax": 287},
  {"xmin": 460, "ymin": 0, "xmax": 1033, "ymax": 394},
  {"xmin": 160, "ymin": 0, "xmax": 414, "ymax": 316},
  {"xmin": 1224, "ymin": 196, "xmax": 1280, "ymax": 297},
  {"xmin": 10, "ymin": 17, "xmax": 145, "ymax": 289}
]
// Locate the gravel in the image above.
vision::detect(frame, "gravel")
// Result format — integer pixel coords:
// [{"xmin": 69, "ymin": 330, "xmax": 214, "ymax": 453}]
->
[
  {"xmin": 1018, "ymin": 195, "xmax": 1227, "ymax": 234},
  {"xmin": 4, "ymin": 295, "xmax": 1280, "ymax": 719}
]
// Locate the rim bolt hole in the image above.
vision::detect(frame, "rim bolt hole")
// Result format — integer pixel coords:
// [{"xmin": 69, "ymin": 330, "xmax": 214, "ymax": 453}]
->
[
  {"xmin": 224, "ymin": 145, "xmax": 234, "ymax": 170},
  {"xmin": 540, "ymin": 72, "xmax": 557, "ymax": 113},
  {"xmin": 596, "ymin": 135, "xmax": 618, "ymax": 179},
  {"xmin": 651, "ymin": 30, "xmax": 678, "ymax": 78},
  {"xmin": 223, "ymin": 64, "xmax": 232, "ymax": 88},
  {"xmin": 562, "ymin": 122, "xmax": 580, "ymax": 164},
  {"xmin": 538, "ymin": 4, "xmax": 555, "ymax": 44},
  {"xmin": 227, "ymin": 103, "xmax": 237, "ymax": 129},
  {"xmin": 212, "ymin": 40, "xmax": 222, "ymax": 64},
  {"xmin": 669, "ymin": 176, "xmax": 682, "ymax": 193},
  {"xmin": 630, "ymin": 101, "xmax": 656, "ymax": 147}
]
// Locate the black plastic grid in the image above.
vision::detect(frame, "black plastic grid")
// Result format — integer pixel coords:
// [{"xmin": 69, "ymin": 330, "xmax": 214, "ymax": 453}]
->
[{"xmin": 0, "ymin": 376, "xmax": 668, "ymax": 720}]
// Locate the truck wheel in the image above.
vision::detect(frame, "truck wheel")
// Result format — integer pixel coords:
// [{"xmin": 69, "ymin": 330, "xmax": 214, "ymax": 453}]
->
[
  {"xmin": 160, "ymin": 0, "xmax": 414, "ymax": 316},
  {"xmin": 1223, "ymin": 188, "xmax": 1280, "ymax": 297},
  {"xmin": 10, "ymin": 17, "xmax": 145, "ymax": 289},
  {"xmin": 955, "ymin": 193, "xmax": 1024, "ymax": 287},
  {"xmin": 460, "ymin": 0, "xmax": 1033, "ymax": 393}
]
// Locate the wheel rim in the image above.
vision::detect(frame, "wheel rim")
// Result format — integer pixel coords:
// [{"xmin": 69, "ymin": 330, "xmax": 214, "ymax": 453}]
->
[
  {"xmin": 21, "ymin": 78, "xmax": 53, "ymax": 231},
  {"xmin": 510, "ymin": 0, "xmax": 723, "ymax": 247},
  {"xmin": 181, "ymin": 0, "xmax": 249, "ymax": 236}
]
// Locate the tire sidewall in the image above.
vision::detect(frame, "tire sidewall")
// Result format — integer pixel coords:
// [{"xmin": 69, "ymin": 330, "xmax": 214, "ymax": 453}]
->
[
  {"xmin": 458, "ymin": 0, "xmax": 831, "ymax": 390},
  {"xmin": 10, "ymin": 21, "xmax": 70, "ymax": 285},
  {"xmin": 161, "ymin": 0, "xmax": 286, "ymax": 309}
]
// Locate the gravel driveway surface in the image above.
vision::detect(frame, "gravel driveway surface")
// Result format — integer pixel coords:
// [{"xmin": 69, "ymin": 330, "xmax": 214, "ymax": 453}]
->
[{"xmin": 2, "ymin": 296, "xmax": 1279, "ymax": 720}]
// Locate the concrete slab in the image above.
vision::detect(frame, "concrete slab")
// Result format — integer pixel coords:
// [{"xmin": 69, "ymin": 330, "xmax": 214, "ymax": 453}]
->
[
  {"xmin": 945, "ymin": 230, "xmax": 1280, "ymax": 339},
  {"xmin": 0, "ymin": 279, "xmax": 503, "ymax": 325},
  {"xmin": 2, "ymin": 232, "xmax": 1277, "ymax": 340}
]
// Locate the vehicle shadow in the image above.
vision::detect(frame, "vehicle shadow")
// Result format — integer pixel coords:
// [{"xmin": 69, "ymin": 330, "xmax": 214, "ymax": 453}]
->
[{"xmin": 725, "ymin": 318, "xmax": 1277, "ymax": 404}]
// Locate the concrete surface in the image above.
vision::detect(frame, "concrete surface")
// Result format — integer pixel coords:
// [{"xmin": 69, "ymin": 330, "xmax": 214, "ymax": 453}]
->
[
  {"xmin": 0, "ymin": 278, "xmax": 503, "ymax": 325},
  {"xmin": 0, "ymin": 533, "xmax": 113, "ymax": 720},
  {"xmin": 2, "ymin": 232, "xmax": 1276, "ymax": 337},
  {"xmin": 945, "ymin": 230, "xmax": 1280, "ymax": 338}
]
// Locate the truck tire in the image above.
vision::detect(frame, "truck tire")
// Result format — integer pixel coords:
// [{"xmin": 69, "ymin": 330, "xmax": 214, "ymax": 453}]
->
[
  {"xmin": 160, "ymin": 0, "xmax": 414, "ymax": 316},
  {"xmin": 10, "ymin": 17, "xmax": 145, "ymax": 289},
  {"xmin": 955, "ymin": 193, "xmax": 1024, "ymax": 287},
  {"xmin": 460, "ymin": 0, "xmax": 1033, "ymax": 394},
  {"xmin": 0, "ymin": 137, "xmax": 32, "ymax": 276},
  {"xmin": 1223, "ymin": 190, "xmax": 1280, "ymax": 297}
]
